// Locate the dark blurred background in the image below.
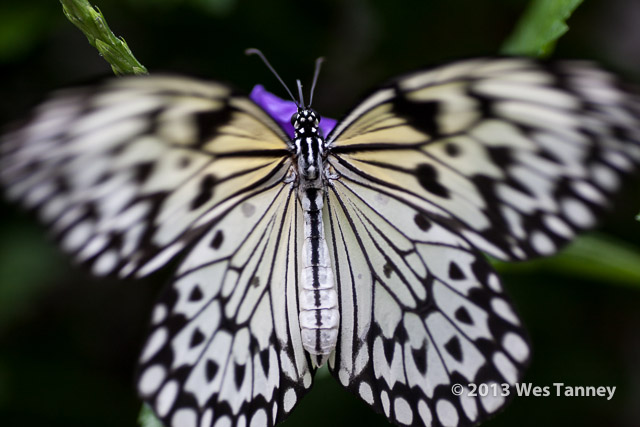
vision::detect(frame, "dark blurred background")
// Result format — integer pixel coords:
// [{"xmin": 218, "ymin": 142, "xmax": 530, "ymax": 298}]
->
[{"xmin": 1, "ymin": 0, "xmax": 639, "ymax": 426}]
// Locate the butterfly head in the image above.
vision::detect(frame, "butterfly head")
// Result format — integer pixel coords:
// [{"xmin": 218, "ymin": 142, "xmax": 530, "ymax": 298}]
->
[
  {"xmin": 291, "ymin": 108, "xmax": 322, "ymax": 136},
  {"xmin": 245, "ymin": 49, "xmax": 327, "ymax": 182},
  {"xmin": 292, "ymin": 108, "xmax": 325, "ymax": 182}
]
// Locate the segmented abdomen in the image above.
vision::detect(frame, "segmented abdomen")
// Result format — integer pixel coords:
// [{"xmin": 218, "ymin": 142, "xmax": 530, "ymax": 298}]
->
[{"xmin": 298, "ymin": 188, "xmax": 339, "ymax": 364}]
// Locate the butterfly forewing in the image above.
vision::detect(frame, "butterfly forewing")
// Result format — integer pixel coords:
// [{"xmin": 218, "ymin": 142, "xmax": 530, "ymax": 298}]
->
[
  {"xmin": 1, "ymin": 76, "xmax": 291, "ymax": 278},
  {"xmin": 328, "ymin": 58, "xmax": 640, "ymax": 262}
]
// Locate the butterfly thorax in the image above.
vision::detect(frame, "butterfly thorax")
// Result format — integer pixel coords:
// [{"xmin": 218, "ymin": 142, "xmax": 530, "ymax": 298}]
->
[
  {"xmin": 291, "ymin": 107, "xmax": 338, "ymax": 366},
  {"xmin": 292, "ymin": 108, "xmax": 325, "ymax": 185}
]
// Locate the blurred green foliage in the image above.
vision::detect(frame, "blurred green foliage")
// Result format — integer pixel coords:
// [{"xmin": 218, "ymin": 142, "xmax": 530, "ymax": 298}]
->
[
  {"xmin": 139, "ymin": 403, "xmax": 164, "ymax": 427},
  {"xmin": 0, "ymin": 3, "xmax": 58, "ymax": 62},
  {"xmin": 1, "ymin": 1, "xmax": 639, "ymax": 427},
  {"xmin": 501, "ymin": 0, "xmax": 584, "ymax": 57},
  {"xmin": 0, "ymin": 222, "xmax": 65, "ymax": 330},
  {"xmin": 495, "ymin": 234, "xmax": 640, "ymax": 290}
]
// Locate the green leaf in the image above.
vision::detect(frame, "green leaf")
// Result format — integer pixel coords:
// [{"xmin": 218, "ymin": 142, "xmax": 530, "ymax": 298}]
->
[
  {"xmin": 138, "ymin": 403, "xmax": 163, "ymax": 427},
  {"xmin": 501, "ymin": 0, "xmax": 584, "ymax": 58},
  {"xmin": 494, "ymin": 234, "xmax": 640, "ymax": 290},
  {"xmin": 59, "ymin": 0, "xmax": 147, "ymax": 75}
]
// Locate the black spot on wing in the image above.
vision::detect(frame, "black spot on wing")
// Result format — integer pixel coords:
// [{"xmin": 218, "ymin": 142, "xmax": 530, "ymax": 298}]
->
[
  {"xmin": 444, "ymin": 336, "xmax": 462, "ymax": 362},
  {"xmin": 234, "ymin": 363, "xmax": 246, "ymax": 389},
  {"xmin": 414, "ymin": 213, "xmax": 432, "ymax": 231},
  {"xmin": 454, "ymin": 306, "xmax": 473, "ymax": 325},
  {"xmin": 445, "ymin": 142, "xmax": 460, "ymax": 157},
  {"xmin": 416, "ymin": 163, "xmax": 450, "ymax": 198},
  {"xmin": 205, "ymin": 360, "xmax": 219, "ymax": 382},
  {"xmin": 194, "ymin": 106, "xmax": 233, "ymax": 142},
  {"xmin": 259, "ymin": 348, "xmax": 271, "ymax": 374},
  {"xmin": 411, "ymin": 343, "xmax": 428, "ymax": 375},
  {"xmin": 190, "ymin": 328, "xmax": 205, "ymax": 348},
  {"xmin": 210, "ymin": 230, "xmax": 224, "ymax": 249},
  {"xmin": 188, "ymin": 286, "xmax": 203, "ymax": 302},
  {"xmin": 448, "ymin": 262, "xmax": 465, "ymax": 280},
  {"xmin": 487, "ymin": 146, "xmax": 512, "ymax": 167},
  {"xmin": 382, "ymin": 337, "xmax": 396, "ymax": 365},
  {"xmin": 191, "ymin": 174, "xmax": 217, "ymax": 210},
  {"xmin": 392, "ymin": 96, "xmax": 440, "ymax": 137},
  {"xmin": 383, "ymin": 262, "xmax": 393, "ymax": 279},
  {"xmin": 178, "ymin": 156, "xmax": 191, "ymax": 168},
  {"xmin": 134, "ymin": 162, "xmax": 154, "ymax": 184}
]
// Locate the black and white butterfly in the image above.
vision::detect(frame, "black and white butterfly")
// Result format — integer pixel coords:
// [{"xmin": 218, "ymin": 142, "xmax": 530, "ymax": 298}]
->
[{"xmin": 2, "ymin": 56, "xmax": 640, "ymax": 427}]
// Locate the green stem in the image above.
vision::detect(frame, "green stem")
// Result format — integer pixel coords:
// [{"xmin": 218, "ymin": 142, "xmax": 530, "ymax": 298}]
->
[{"xmin": 59, "ymin": 0, "xmax": 147, "ymax": 75}]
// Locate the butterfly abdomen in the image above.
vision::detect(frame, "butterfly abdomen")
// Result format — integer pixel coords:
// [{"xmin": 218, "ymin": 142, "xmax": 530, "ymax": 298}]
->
[{"xmin": 299, "ymin": 187, "xmax": 339, "ymax": 364}]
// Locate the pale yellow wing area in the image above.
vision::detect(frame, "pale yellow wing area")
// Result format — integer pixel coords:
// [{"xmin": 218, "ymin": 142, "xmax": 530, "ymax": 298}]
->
[
  {"xmin": 1, "ymin": 75, "xmax": 293, "ymax": 277},
  {"xmin": 327, "ymin": 58, "xmax": 640, "ymax": 261}
]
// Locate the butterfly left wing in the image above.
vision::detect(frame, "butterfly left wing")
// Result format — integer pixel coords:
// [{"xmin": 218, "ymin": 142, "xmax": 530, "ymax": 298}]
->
[
  {"xmin": 327, "ymin": 58, "xmax": 640, "ymax": 262},
  {"xmin": 325, "ymin": 175, "xmax": 529, "ymax": 427}
]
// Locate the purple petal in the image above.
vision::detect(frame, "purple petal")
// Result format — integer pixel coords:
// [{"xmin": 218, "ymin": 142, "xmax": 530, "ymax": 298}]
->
[
  {"xmin": 250, "ymin": 85, "xmax": 337, "ymax": 139},
  {"xmin": 320, "ymin": 117, "xmax": 337, "ymax": 139}
]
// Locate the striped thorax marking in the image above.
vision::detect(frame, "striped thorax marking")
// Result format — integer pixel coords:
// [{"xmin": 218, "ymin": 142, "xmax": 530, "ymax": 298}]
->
[{"xmin": 292, "ymin": 108, "xmax": 339, "ymax": 366}]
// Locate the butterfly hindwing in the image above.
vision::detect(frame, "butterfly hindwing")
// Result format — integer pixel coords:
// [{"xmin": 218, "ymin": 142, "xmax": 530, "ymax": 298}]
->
[
  {"xmin": 1, "ymin": 75, "xmax": 291, "ymax": 278},
  {"xmin": 325, "ymin": 172, "xmax": 529, "ymax": 426},
  {"xmin": 327, "ymin": 58, "xmax": 640, "ymax": 262},
  {"xmin": 137, "ymin": 179, "xmax": 314, "ymax": 427}
]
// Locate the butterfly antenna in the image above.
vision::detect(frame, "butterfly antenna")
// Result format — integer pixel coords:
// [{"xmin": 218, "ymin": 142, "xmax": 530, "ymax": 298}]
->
[
  {"xmin": 308, "ymin": 57, "xmax": 324, "ymax": 107},
  {"xmin": 296, "ymin": 80, "xmax": 305, "ymax": 109},
  {"xmin": 245, "ymin": 48, "xmax": 298, "ymax": 106}
]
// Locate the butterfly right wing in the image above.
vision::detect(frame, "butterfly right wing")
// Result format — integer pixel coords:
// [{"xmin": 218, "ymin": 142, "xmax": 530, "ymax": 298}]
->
[{"xmin": 1, "ymin": 75, "xmax": 291, "ymax": 278}]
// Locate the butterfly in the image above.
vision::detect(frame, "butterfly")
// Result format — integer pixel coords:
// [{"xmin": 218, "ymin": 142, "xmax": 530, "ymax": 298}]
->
[{"xmin": 2, "ymin": 55, "xmax": 639, "ymax": 427}]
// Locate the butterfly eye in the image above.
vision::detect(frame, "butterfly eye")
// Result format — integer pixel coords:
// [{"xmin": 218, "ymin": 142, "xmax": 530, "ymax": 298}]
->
[
  {"xmin": 308, "ymin": 110, "xmax": 320, "ymax": 126},
  {"xmin": 290, "ymin": 113, "xmax": 297, "ymax": 126}
]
